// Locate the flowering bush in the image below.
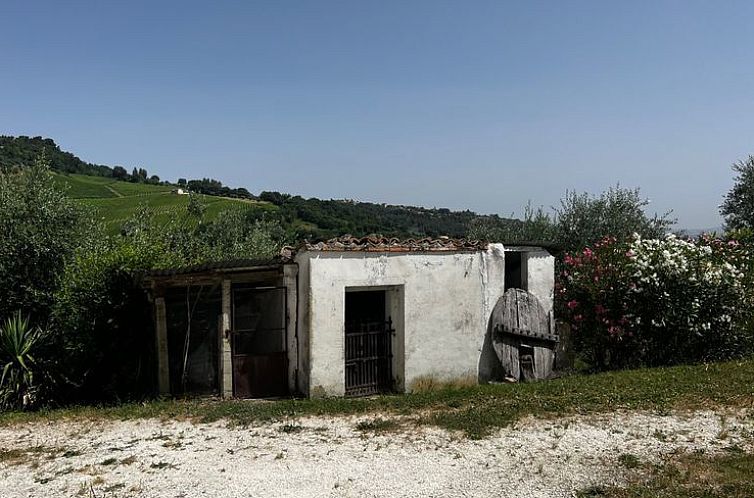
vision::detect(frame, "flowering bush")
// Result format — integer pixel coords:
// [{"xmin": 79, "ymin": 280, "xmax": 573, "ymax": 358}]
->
[{"xmin": 557, "ymin": 234, "xmax": 753, "ymax": 369}]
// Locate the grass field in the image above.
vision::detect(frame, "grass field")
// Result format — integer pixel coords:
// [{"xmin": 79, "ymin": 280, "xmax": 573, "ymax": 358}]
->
[
  {"xmin": 2, "ymin": 358, "xmax": 753, "ymax": 438},
  {"xmin": 580, "ymin": 447, "xmax": 754, "ymax": 498},
  {"xmin": 53, "ymin": 173, "xmax": 275, "ymax": 233}
]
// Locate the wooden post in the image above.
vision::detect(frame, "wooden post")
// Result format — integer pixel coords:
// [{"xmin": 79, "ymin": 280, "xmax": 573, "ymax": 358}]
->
[
  {"xmin": 221, "ymin": 279, "xmax": 233, "ymax": 398},
  {"xmin": 154, "ymin": 296, "xmax": 170, "ymax": 396}
]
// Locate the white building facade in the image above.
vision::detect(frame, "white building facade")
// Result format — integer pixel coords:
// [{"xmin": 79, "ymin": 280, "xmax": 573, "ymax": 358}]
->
[{"xmin": 291, "ymin": 238, "xmax": 555, "ymax": 397}]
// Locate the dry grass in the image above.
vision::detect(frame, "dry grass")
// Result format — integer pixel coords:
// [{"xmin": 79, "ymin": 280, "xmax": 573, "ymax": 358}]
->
[
  {"xmin": 408, "ymin": 373, "xmax": 478, "ymax": 393},
  {"xmin": 0, "ymin": 445, "xmax": 67, "ymax": 467},
  {"xmin": 580, "ymin": 445, "xmax": 754, "ymax": 497}
]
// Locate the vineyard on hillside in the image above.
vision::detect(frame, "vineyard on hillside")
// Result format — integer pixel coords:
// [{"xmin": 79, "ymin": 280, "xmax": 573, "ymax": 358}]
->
[{"xmin": 53, "ymin": 173, "xmax": 274, "ymax": 234}]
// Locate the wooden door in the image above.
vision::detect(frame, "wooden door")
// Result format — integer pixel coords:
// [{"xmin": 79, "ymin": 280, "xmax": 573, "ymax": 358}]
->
[
  {"xmin": 490, "ymin": 288, "xmax": 558, "ymax": 381},
  {"xmin": 231, "ymin": 286, "xmax": 288, "ymax": 398}
]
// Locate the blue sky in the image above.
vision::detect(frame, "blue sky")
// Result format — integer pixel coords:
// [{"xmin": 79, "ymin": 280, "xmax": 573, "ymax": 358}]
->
[{"xmin": 3, "ymin": 1, "xmax": 754, "ymax": 228}]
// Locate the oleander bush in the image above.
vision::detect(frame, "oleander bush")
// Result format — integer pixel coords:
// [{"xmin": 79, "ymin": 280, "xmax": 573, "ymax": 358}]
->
[{"xmin": 557, "ymin": 234, "xmax": 754, "ymax": 370}]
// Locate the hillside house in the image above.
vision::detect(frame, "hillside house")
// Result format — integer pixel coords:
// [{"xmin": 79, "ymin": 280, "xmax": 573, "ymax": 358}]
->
[{"xmin": 142, "ymin": 236, "xmax": 556, "ymax": 398}]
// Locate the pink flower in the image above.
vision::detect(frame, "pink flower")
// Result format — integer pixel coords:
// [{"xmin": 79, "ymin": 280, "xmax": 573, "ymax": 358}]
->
[
  {"xmin": 567, "ymin": 300, "xmax": 579, "ymax": 309},
  {"xmin": 607, "ymin": 325, "xmax": 623, "ymax": 337},
  {"xmin": 583, "ymin": 247, "xmax": 594, "ymax": 258}
]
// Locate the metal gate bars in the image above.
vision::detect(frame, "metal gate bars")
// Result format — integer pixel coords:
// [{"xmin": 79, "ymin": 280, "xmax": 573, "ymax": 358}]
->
[{"xmin": 345, "ymin": 318, "xmax": 394, "ymax": 396}]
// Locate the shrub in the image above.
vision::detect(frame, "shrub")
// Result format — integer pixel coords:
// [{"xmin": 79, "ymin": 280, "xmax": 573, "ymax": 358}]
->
[
  {"xmin": 558, "ymin": 234, "xmax": 752, "ymax": 369},
  {"xmin": 555, "ymin": 187, "xmax": 673, "ymax": 253},
  {"xmin": 53, "ymin": 230, "xmax": 164, "ymax": 401},
  {"xmin": 0, "ymin": 313, "xmax": 53, "ymax": 410},
  {"xmin": 52, "ymin": 206, "xmax": 288, "ymax": 402},
  {"xmin": 468, "ymin": 186, "xmax": 673, "ymax": 254},
  {"xmin": 0, "ymin": 157, "xmax": 91, "ymax": 321}
]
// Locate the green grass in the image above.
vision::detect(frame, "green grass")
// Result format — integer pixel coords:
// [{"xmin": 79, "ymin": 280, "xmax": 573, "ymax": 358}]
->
[
  {"xmin": 1, "ymin": 359, "xmax": 753, "ymax": 438},
  {"xmin": 53, "ymin": 173, "xmax": 172, "ymax": 198},
  {"xmin": 581, "ymin": 446, "xmax": 754, "ymax": 498},
  {"xmin": 53, "ymin": 173, "xmax": 275, "ymax": 234}
]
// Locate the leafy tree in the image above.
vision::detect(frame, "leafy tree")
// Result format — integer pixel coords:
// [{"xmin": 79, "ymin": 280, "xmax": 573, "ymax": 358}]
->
[
  {"xmin": 0, "ymin": 156, "xmax": 92, "ymax": 322},
  {"xmin": 0, "ymin": 136, "xmax": 112, "ymax": 176},
  {"xmin": 721, "ymin": 156, "xmax": 754, "ymax": 230},
  {"xmin": 469, "ymin": 186, "xmax": 674, "ymax": 254},
  {"xmin": 112, "ymin": 166, "xmax": 129, "ymax": 180},
  {"xmin": 555, "ymin": 186, "xmax": 673, "ymax": 252},
  {"xmin": 467, "ymin": 202, "xmax": 556, "ymax": 243}
]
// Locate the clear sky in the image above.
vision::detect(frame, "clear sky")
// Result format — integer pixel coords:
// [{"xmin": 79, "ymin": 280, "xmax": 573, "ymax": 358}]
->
[{"xmin": 3, "ymin": 1, "xmax": 753, "ymax": 228}]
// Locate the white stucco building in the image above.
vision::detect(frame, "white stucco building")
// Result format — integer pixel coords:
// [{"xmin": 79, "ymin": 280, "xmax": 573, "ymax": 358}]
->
[{"xmin": 144, "ymin": 236, "xmax": 556, "ymax": 398}]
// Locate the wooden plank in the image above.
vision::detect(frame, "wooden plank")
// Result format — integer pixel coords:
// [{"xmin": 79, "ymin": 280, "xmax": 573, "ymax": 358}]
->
[
  {"xmin": 221, "ymin": 279, "xmax": 233, "ymax": 398},
  {"xmin": 491, "ymin": 288, "xmax": 557, "ymax": 382},
  {"xmin": 154, "ymin": 297, "xmax": 170, "ymax": 395}
]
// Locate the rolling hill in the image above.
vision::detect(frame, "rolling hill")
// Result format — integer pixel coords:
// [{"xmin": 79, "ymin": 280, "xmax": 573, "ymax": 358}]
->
[
  {"xmin": 4, "ymin": 135, "xmax": 518, "ymax": 239},
  {"xmin": 54, "ymin": 173, "xmax": 274, "ymax": 234}
]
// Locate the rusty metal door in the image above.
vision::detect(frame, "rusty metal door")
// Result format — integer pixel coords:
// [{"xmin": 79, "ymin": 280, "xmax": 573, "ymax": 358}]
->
[
  {"xmin": 231, "ymin": 286, "xmax": 288, "ymax": 398},
  {"xmin": 345, "ymin": 318, "xmax": 394, "ymax": 397}
]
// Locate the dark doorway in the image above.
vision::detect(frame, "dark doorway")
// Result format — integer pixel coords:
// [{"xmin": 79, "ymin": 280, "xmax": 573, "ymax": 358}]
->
[
  {"xmin": 344, "ymin": 290, "xmax": 393, "ymax": 397},
  {"xmin": 165, "ymin": 285, "xmax": 221, "ymax": 396},
  {"xmin": 505, "ymin": 251, "xmax": 527, "ymax": 291},
  {"xmin": 231, "ymin": 286, "xmax": 288, "ymax": 398}
]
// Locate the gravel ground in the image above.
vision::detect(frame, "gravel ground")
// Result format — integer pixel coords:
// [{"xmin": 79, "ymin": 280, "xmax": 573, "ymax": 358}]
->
[{"xmin": 0, "ymin": 409, "xmax": 752, "ymax": 498}]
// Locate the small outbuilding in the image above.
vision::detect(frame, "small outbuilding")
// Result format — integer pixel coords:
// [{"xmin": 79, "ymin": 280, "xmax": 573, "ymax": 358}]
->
[{"xmin": 142, "ymin": 236, "xmax": 556, "ymax": 398}]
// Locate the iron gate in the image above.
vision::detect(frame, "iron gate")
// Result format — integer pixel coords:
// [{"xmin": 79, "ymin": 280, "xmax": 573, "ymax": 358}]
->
[{"xmin": 345, "ymin": 318, "xmax": 394, "ymax": 396}]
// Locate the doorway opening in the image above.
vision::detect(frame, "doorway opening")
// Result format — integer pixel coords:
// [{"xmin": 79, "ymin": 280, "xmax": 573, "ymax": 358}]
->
[
  {"xmin": 165, "ymin": 285, "xmax": 221, "ymax": 396},
  {"xmin": 344, "ymin": 290, "xmax": 394, "ymax": 396},
  {"xmin": 505, "ymin": 251, "xmax": 528, "ymax": 291}
]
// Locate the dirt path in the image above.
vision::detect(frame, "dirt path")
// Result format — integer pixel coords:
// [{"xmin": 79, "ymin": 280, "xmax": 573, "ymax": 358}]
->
[
  {"xmin": 0, "ymin": 410, "xmax": 751, "ymax": 498},
  {"xmin": 103, "ymin": 184, "xmax": 123, "ymax": 197}
]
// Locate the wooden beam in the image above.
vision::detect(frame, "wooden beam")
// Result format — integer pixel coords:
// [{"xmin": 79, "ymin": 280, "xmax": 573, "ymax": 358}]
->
[
  {"xmin": 221, "ymin": 279, "xmax": 233, "ymax": 398},
  {"xmin": 154, "ymin": 297, "xmax": 170, "ymax": 395}
]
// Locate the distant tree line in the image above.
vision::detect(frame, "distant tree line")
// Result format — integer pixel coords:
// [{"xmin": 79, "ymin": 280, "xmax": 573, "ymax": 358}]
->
[
  {"xmin": 184, "ymin": 178, "xmax": 255, "ymax": 200},
  {"xmin": 258, "ymin": 190, "xmax": 518, "ymax": 240},
  {"xmin": 0, "ymin": 136, "xmax": 112, "ymax": 176}
]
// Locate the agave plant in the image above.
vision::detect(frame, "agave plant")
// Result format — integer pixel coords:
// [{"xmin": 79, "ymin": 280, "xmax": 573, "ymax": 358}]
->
[{"xmin": 0, "ymin": 312, "xmax": 48, "ymax": 410}]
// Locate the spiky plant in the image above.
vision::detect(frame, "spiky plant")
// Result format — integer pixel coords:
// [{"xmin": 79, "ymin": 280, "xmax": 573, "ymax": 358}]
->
[{"xmin": 0, "ymin": 312, "xmax": 48, "ymax": 410}]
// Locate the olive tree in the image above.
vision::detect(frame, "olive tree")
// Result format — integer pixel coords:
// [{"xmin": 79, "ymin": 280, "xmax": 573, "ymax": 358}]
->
[
  {"xmin": 0, "ymin": 157, "xmax": 91, "ymax": 322},
  {"xmin": 721, "ymin": 156, "xmax": 754, "ymax": 231},
  {"xmin": 468, "ymin": 185, "xmax": 674, "ymax": 254}
]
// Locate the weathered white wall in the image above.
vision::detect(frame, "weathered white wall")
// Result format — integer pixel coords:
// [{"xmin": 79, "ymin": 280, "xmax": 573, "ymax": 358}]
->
[
  {"xmin": 525, "ymin": 250, "xmax": 555, "ymax": 315},
  {"xmin": 296, "ymin": 245, "xmax": 508, "ymax": 397},
  {"xmin": 282, "ymin": 265, "xmax": 299, "ymax": 393}
]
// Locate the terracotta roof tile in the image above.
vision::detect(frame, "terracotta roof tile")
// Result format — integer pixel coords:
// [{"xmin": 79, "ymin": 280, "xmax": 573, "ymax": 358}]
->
[{"xmin": 294, "ymin": 234, "xmax": 489, "ymax": 253}]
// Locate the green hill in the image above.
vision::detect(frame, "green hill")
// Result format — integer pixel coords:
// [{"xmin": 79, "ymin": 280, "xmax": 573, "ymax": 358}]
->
[
  {"xmin": 54, "ymin": 173, "xmax": 274, "ymax": 234},
  {"xmin": 1, "ymin": 135, "xmax": 113, "ymax": 176},
  {"xmin": 4, "ymin": 135, "xmax": 520, "ymax": 240}
]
